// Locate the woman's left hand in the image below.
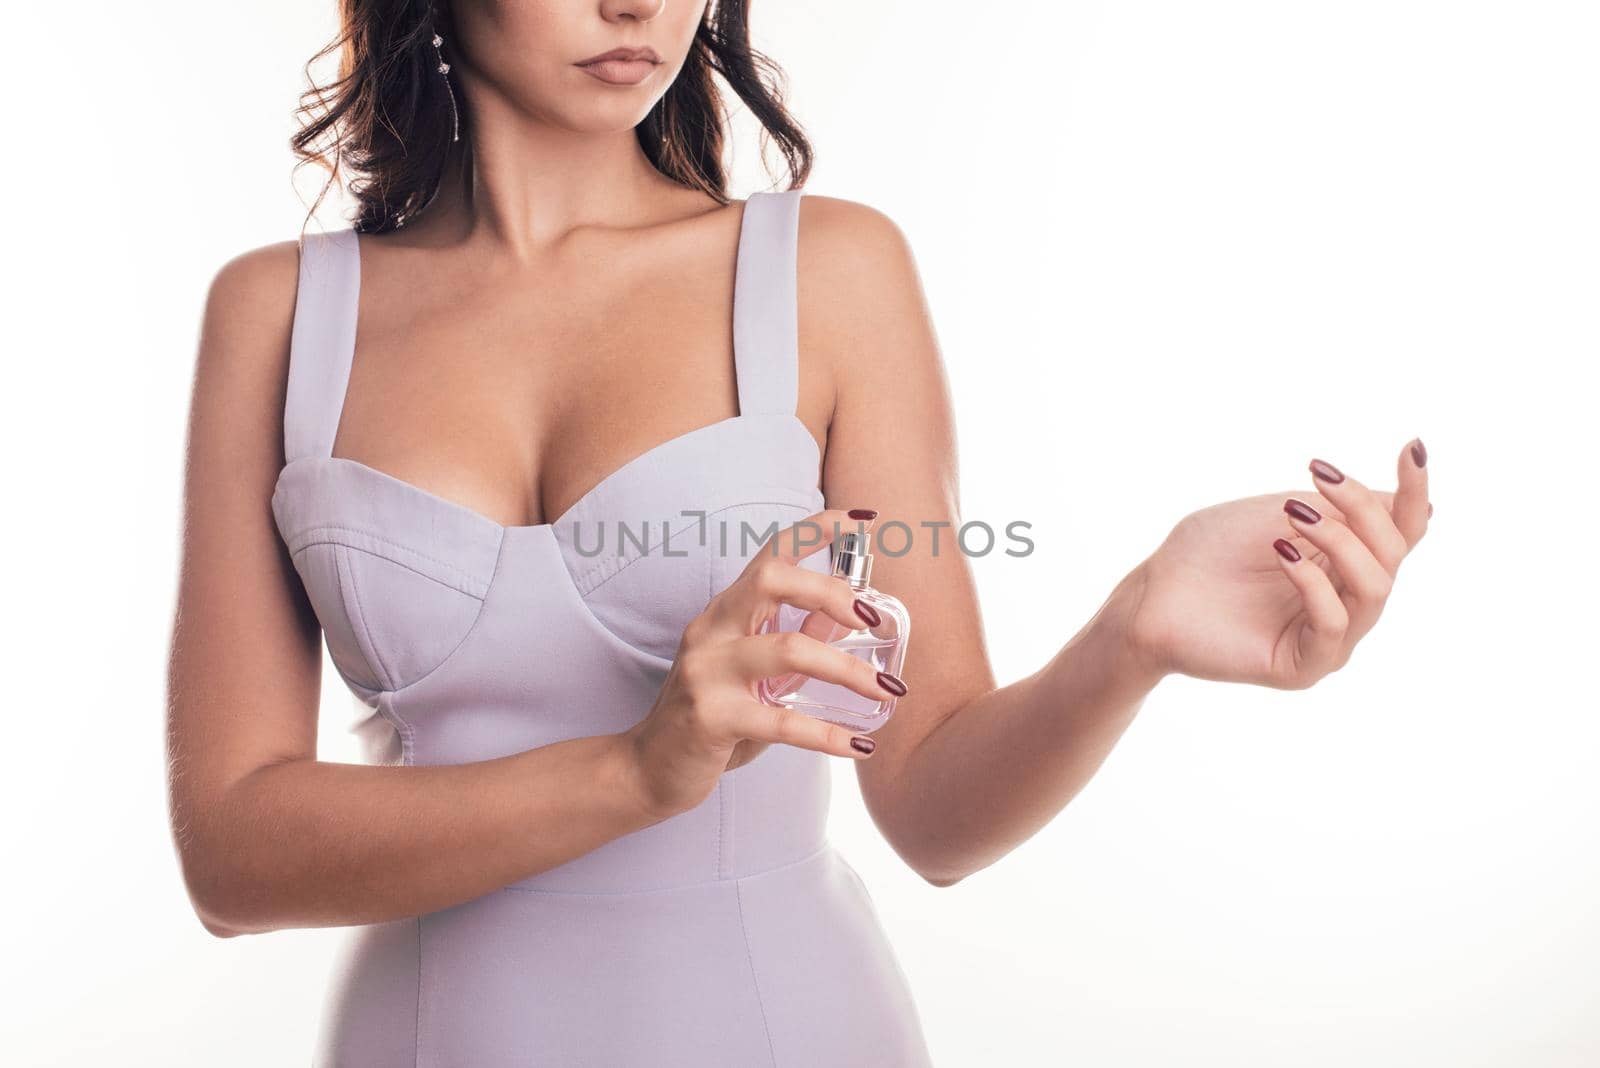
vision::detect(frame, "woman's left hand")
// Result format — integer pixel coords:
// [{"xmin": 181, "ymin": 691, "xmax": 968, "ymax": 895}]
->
[{"xmin": 1119, "ymin": 438, "xmax": 1432, "ymax": 689}]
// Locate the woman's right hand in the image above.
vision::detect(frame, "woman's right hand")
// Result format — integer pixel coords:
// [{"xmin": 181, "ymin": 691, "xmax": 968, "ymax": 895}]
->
[{"xmin": 617, "ymin": 509, "xmax": 903, "ymax": 822}]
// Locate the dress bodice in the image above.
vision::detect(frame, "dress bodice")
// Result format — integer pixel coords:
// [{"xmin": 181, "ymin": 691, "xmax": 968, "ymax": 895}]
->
[
  {"xmin": 274, "ymin": 189, "xmax": 934, "ymax": 1067},
  {"xmin": 270, "ymin": 189, "xmax": 837, "ymax": 893}
]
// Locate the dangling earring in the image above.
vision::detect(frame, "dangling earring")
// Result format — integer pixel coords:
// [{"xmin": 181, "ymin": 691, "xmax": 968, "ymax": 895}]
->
[{"xmin": 431, "ymin": 27, "xmax": 461, "ymax": 143}]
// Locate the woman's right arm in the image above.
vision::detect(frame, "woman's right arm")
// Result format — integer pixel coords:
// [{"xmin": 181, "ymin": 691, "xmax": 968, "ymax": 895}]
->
[
  {"xmin": 166, "ymin": 242, "xmax": 670, "ymax": 937},
  {"xmin": 167, "ymin": 242, "xmax": 887, "ymax": 938}
]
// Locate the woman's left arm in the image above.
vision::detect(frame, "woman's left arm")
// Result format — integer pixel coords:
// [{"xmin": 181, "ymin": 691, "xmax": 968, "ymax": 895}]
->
[{"xmin": 801, "ymin": 197, "xmax": 1432, "ymax": 887}]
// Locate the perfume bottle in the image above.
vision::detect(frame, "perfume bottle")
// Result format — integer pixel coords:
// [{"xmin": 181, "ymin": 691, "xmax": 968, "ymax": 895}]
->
[{"xmin": 756, "ymin": 530, "xmax": 910, "ymax": 733}]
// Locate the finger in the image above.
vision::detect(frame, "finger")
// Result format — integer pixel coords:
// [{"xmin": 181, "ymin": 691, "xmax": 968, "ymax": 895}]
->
[
  {"xmin": 793, "ymin": 607, "xmax": 852, "ymax": 644},
  {"xmin": 1306, "ymin": 457, "xmax": 1411, "ymax": 575},
  {"xmin": 746, "ymin": 508, "xmax": 876, "ymax": 568},
  {"xmin": 730, "ymin": 700, "xmax": 880, "ymax": 760},
  {"xmin": 1281, "ymin": 495, "xmax": 1393, "ymax": 641},
  {"xmin": 710, "ymin": 550, "xmax": 879, "ymax": 639},
  {"xmin": 1390, "ymin": 437, "xmax": 1430, "ymax": 549},
  {"xmin": 761, "ymin": 609, "xmax": 851, "ymax": 699},
  {"xmin": 728, "ymin": 630, "xmax": 903, "ymax": 704},
  {"xmin": 1270, "ymin": 536, "xmax": 1350, "ymax": 679}
]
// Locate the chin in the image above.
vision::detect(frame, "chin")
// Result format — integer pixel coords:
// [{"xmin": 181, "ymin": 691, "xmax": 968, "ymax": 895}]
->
[{"xmin": 557, "ymin": 98, "xmax": 657, "ymax": 135}]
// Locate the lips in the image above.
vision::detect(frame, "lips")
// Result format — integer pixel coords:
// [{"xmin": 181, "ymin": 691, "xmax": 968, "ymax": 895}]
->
[
  {"xmin": 576, "ymin": 46, "xmax": 661, "ymax": 66},
  {"xmin": 575, "ymin": 48, "xmax": 660, "ymax": 87}
]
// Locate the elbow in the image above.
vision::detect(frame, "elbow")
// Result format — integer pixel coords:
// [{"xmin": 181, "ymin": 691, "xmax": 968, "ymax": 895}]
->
[
  {"xmin": 862, "ymin": 776, "xmax": 975, "ymax": 888},
  {"xmin": 902, "ymin": 835, "xmax": 980, "ymax": 888},
  {"xmin": 869, "ymin": 802, "xmax": 972, "ymax": 888},
  {"xmin": 182, "ymin": 864, "xmax": 253, "ymax": 939},
  {"xmin": 894, "ymin": 826, "xmax": 974, "ymax": 888},
  {"xmin": 186, "ymin": 875, "xmax": 281, "ymax": 938},
  {"xmin": 917, "ymin": 866, "xmax": 968, "ymax": 889},
  {"xmin": 183, "ymin": 871, "xmax": 248, "ymax": 939},
  {"xmin": 902, "ymin": 837, "xmax": 971, "ymax": 887},
  {"xmin": 177, "ymin": 842, "xmax": 269, "ymax": 939},
  {"xmin": 196, "ymin": 907, "xmax": 245, "ymax": 940},
  {"xmin": 172, "ymin": 771, "xmax": 288, "ymax": 938}
]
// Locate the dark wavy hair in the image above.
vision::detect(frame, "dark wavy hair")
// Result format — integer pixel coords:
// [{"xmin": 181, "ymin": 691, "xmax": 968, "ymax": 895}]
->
[{"xmin": 291, "ymin": 1, "xmax": 813, "ymax": 234}]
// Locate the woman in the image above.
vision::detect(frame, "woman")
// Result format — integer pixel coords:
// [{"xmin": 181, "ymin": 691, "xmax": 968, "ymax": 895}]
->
[{"xmin": 165, "ymin": 1, "xmax": 1433, "ymax": 1064}]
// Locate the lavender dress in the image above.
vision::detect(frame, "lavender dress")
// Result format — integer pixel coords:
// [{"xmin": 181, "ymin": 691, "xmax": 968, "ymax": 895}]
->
[{"xmin": 270, "ymin": 189, "xmax": 935, "ymax": 1066}]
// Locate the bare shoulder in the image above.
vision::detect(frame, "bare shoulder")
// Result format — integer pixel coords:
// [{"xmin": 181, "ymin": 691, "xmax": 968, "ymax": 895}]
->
[
  {"xmin": 199, "ymin": 237, "xmax": 302, "ymax": 368},
  {"xmin": 795, "ymin": 194, "xmax": 937, "ymax": 392},
  {"xmin": 797, "ymin": 193, "xmax": 920, "ymax": 292},
  {"xmin": 189, "ymin": 237, "xmax": 305, "ymax": 453},
  {"xmin": 210, "ymin": 235, "xmax": 302, "ymax": 297},
  {"xmin": 177, "ymin": 233, "xmax": 313, "ymax": 561}
]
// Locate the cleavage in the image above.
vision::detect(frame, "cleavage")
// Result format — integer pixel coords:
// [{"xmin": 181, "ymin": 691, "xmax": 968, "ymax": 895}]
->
[{"xmin": 329, "ymin": 336, "xmax": 742, "ymax": 530}]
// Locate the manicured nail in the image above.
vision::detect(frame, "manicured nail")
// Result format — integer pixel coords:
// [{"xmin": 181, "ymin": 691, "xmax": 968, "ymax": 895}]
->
[
  {"xmin": 1428, "ymin": 502, "xmax": 1434, "ymax": 518},
  {"xmin": 1284, "ymin": 497, "xmax": 1321, "ymax": 524},
  {"xmin": 876, "ymin": 671, "xmax": 907, "ymax": 696},
  {"xmin": 850, "ymin": 735, "xmax": 876, "ymax": 755},
  {"xmin": 1309, "ymin": 458, "xmax": 1345, "ymax": 484},
  {"xmin": 853, "ymin": 598, "xmax": 881, "ymax": 628},
  {"xmin": 1273, "ymin": 537, "xmax": 1302, "ymax": 562},
  {"xmin": 1410, "ymin": 438, "xmax": 1427, "ymax": 468},
  {"xmin": 848, "ymin": 508, "xmax": 878, "ymax": 521}
]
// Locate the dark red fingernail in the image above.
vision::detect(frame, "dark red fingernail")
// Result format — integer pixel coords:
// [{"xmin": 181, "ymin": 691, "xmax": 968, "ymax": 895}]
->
[
  {"xmin": 1273, "ymin": 537, "xmax": 1302, "ymax": 562},
  {"xmin": 850, "ymin": 735, "xmax": 876, "ymax": 755},
  {"xmin": 853, "ymin": 598, "xmax": 881, "ymax": 628},
  {"xmin": 848, "ymin": 508, "xmax": 878, "ymax": 521},
  {"xmin": 1410, "ymin": 439, "xmax": 1427, "ymax": 468},
  {"xmin": 876, "ymin": 671, "xmax": 907, "ymax": 696},
  {"xmin": 1284, "ymin": 497, "xmax": 1321, "ymax": 524},
  {"xmin": 1309, "ymin": 458, "xmax": 1345, "ymax": 484}
]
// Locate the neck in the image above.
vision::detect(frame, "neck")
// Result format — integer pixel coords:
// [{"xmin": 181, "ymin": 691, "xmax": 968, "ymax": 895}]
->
[{"xmin": 412, "ymin": 104, "xmax": 681, "ymax": 260}]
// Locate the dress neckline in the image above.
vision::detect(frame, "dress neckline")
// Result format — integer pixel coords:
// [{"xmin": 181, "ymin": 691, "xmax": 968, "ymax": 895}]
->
[
  {"xmin": 313, "ymin": 194, "xmax": 797, "ymax": 532},
  {"xmin": 278, "ymin": 411, "xmax": 818, "ymax": 536}
]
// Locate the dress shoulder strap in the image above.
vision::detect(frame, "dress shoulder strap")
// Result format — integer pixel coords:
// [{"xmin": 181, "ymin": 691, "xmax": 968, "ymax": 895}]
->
[
  {"xmin": 732, "ymin": 188, "xmax": 804, "ymax": 416},
  {"xmin": 283, "ymin": 226, "xmax": 360, "ymax": 464}
]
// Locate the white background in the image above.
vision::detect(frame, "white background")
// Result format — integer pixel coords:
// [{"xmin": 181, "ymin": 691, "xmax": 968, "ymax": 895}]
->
[{"xmin": 6, "ymin": 1, "xmax": 1596, "ymax": 1064}]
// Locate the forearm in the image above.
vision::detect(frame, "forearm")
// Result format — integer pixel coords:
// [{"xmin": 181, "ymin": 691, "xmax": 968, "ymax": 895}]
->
[
  {"xmin": 886, "ymin": 568, "xmax": 1165, "ymax": 885},
  {"xmin": 182, "ymin": 732, "xmax": 659, "ymax": 935}
]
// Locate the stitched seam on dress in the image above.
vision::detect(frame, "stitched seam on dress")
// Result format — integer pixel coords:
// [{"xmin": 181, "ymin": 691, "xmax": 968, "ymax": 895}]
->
[
  {"xmin": 715, "ymin": 779, "xmax": 725, "ymax": 883},
  {"xmin": 584, "ymin": 497, "xmax": 812, "ymax": 583},
  {"xmin": 736, "ymin": 879, "xmax": 780, "ymax": 1068},
  {"xmin": 414, "ymin": 915, "xmax": 423, "ymax": 1068},
  {"xmin": 330, "ymin": 663, "xmax": 380, "ymax": 706},
  {"xmin": 575, "ymin": 498, "xmax": 816, "ymax": 595},
  {"xmin": 339, "ymin": 544, "xmax": 395, "ymax": 691},
  {"xmin": 316, "ymin": 538, "xmax": 488, "ymax": 600},
  {"xmin": 551, "ymin": 499, "xmax": 816, "ymax": 665},
  {"xmin": 329, "ymin": 546, "xmax": 384, "ymax": 692},
  {"xmin": 287, "ymin": 524, "xmax": 491, "ymax": 590},
  {"xmin": 353, "ymin": 689, "xmax": 415, "ymax": 766},
  {"xmin": 384, "ymin": 529, "xmax": 508, "ymax": 698},
  {"xmin": 294, "ymin": 539, "xmax": 484, "ymax": 601},
  {"xmin": 725, "ymin": 771, "xmax": 737, "ymax": 880},
  {"xmin": 385, "ymin": 687, "xmax": 417, "ymax": 769},
  {"xmin": 501, "ymin": 841, "xmax": 831, "ymax": 897}
]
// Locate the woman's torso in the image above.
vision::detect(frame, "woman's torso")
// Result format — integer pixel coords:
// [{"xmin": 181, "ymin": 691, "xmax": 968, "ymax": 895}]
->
[{"xmin": 269, "ymin": 188, "xmax": 934, "ymax": 1066}]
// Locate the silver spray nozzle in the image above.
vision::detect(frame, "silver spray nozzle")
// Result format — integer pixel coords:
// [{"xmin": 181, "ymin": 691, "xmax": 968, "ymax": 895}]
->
[{"xmin": 831, "ymin": 529, "xmax": 874, "ymax": 587}]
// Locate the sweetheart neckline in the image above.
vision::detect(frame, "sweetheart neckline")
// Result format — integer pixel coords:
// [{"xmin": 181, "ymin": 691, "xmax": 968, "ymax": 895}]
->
[{"xmin": 274, "ymin": 411, "xmax": 823, "ymax": 536}]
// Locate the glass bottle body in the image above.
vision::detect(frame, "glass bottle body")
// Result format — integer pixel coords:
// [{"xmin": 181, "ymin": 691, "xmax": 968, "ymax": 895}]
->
[{"xmin": 756, "ymin": 583, "xmax": 909, "ymax": 733}]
